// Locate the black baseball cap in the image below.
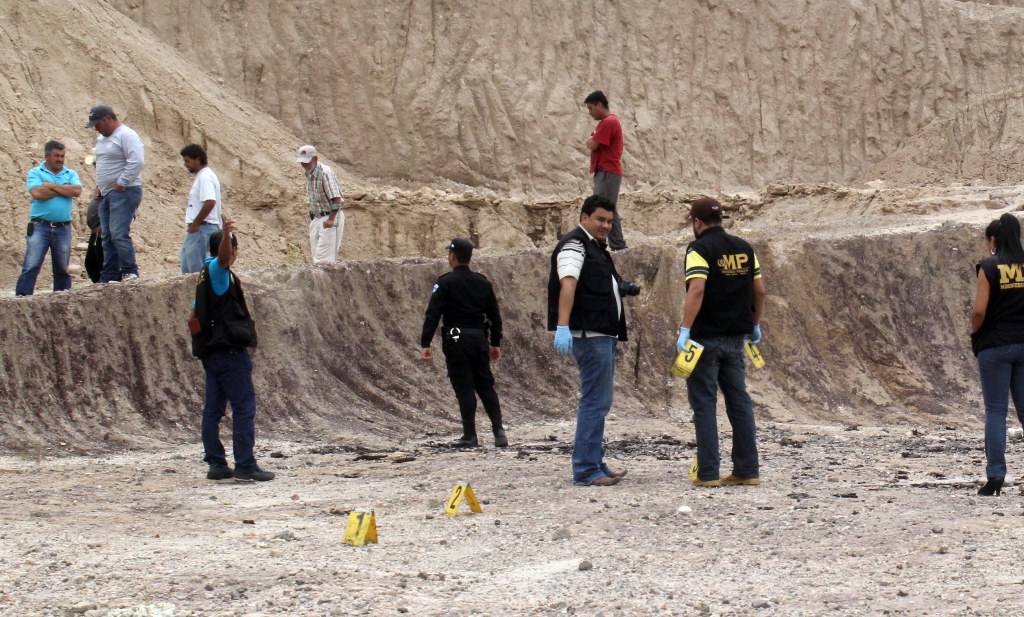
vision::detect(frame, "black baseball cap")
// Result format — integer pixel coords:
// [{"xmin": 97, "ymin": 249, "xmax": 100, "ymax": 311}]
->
[
  {"xmin": 85, "ymin": 105, "xmax": 115, "ymax": 128},
  {"xmin": 448, "ymin": 238, "xmax": 473, "ymax": 261},
  {"xmin": 689, "ymin": 197, "xmax": 726, "ymax": 223}
]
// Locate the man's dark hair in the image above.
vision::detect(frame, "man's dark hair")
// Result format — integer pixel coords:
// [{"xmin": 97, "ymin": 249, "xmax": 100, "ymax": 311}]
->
[
  {"xmin": 584, "ymin": 90, "xmax": 609, "ymax": 108},
  {"xmin": 44, "ymin": 140, "xmax": 65, "ymax": 155},
  {"xmin": 209, "ymin": 230, "xmax": 238, "ymax": 255},
  {"xmin": 581, "ymin": 194, "xmax": 615, "ymax": 216},
  {"xmin": 180, "ymin": 144, "xmax": 208, "ymax": 166}
]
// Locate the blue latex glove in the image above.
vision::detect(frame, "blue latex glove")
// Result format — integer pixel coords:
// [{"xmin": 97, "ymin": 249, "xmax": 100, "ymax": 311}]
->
[
  {"xmin": 748, "ymin": 324, "xmax": 762, "ymax": 345},
  {"xmin": 554, "ymin": 326, "xmax": 573, "ymax": 355},
  {"xmin": 676, "ymin": 327, "xmax": 691, "ymax": 354}
]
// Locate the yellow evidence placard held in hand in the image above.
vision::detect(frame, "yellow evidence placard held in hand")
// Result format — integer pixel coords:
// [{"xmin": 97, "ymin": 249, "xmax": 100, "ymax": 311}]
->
[
  {"xmin": 671, "ymin": 340, "xmax": 704, "ymax": 379},
  {"xmin": 744, "ymin": 341, "xmax": 765, "ymax": 368}
]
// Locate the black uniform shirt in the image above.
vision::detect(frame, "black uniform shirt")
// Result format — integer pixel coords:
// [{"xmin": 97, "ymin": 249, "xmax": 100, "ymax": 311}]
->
[{"xmin": 420, "ymin": 265, "xmax": 503, "ymax": 348}]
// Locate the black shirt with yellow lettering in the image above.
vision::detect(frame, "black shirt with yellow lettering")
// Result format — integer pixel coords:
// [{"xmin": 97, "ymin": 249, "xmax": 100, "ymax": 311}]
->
[
  {"xmin": 972, "ymin": 255, "xmax": 1024, "ymax": 355},
  {"xmin": 685, "ymin": 226, "xmax": 761, "ymax": 339}
]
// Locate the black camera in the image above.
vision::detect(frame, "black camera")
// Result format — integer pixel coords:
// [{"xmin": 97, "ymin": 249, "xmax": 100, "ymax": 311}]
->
[{"xmin": 619, "ymin": 280, "xmax": 641, "ymax": 297}]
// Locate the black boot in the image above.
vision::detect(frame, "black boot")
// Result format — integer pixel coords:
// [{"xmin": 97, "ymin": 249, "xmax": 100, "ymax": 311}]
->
[
  {"xmin": 452, "ymin": 435, "xmax": 479, "ymax": 449},
  {"xmin": 493, "ymin": 429, "xmax": 508, "ymax": 448},
  {"xmin": 978, "ymin": 477, "xmax": 1004, "ymax": 496}
]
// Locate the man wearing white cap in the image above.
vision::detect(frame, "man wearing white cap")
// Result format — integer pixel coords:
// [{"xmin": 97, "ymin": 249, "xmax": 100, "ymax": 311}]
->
[{"xmin": 296, "ymin": 145, "xmax": 345, "ymax": 263}]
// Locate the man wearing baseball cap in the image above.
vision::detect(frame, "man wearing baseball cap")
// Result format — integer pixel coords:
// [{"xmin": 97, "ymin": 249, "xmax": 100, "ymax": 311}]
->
[
  {"xmin": 419, "ymin": 238, "xmax": 508, "ymax": 448},
  {"xmin": 87, "ymin": 104, "xmax": 145, "ymax": 282},
  {"xmin": 677, "ymin": 196, "xmax": 765, "ymax": 488},
  {"xmin": 296, "ymin": 145, "xmax": 345, "ymax": 263}
]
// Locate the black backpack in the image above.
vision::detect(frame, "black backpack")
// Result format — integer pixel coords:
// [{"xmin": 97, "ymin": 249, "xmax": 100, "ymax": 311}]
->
[{"xmin": 191, "ymin": 262, "xmax": 258, "ymax": 358}]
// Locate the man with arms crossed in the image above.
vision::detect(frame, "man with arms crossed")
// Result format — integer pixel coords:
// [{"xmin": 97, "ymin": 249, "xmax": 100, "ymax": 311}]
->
[
  {"xmin": 584, "ymin": 90, "xmax": 627, "ymax": 251},
  {"xmin": 15, "ymin": 140, "xmax": 82, "ymax": 296}
]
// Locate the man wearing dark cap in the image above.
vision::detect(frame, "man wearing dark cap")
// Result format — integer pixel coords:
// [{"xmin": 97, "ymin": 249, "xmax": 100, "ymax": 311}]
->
[
  {"xmin": 86, "ymin": 104, "xmax": 145, "ymax": 282},
  {"xmin": 420, "ymin": 238, "xmax": 508, "ymax": 448},
  {"xmin": 676, "ymin": 197, "xmax": 765, "ymax": 488}
]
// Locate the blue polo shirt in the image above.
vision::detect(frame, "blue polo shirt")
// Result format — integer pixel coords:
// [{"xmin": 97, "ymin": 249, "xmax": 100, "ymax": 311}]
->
[{"xmin": 27, "ymin": 162, "xmax": 81, "ymax": 222}]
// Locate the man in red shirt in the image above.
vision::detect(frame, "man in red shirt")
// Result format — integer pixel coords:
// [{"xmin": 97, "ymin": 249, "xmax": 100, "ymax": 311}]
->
[{"xmin": 584, "ymin": 90, "xmax": 626, "ymax": 250}]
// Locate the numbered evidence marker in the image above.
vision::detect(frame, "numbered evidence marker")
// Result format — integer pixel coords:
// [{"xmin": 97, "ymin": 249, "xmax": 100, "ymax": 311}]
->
[
  {"xmin": 670, "ymin": 340, "xmax": 705, "ymax": 379},
  {"xmin": 444, "ymin": 481, "xmax": 483, "ymax": 517},
  {"xmin": 744, "ymin": 341, "xmax": 765, "ymax": 368},
  {"xmin": 342, "ymin": 508, "xmax": 378, "ymax": 546}
]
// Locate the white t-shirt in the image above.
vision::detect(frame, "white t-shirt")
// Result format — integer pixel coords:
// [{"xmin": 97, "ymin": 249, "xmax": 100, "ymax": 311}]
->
[{"xmin": 186, "ymin": 167, "xmax": 222, "ymax": 226}]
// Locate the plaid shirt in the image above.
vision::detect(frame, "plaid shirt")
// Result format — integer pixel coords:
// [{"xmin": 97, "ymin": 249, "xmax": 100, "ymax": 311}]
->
[{"xmin": 305, "ymin": 162, "xmax": 344, "ymax": 217}]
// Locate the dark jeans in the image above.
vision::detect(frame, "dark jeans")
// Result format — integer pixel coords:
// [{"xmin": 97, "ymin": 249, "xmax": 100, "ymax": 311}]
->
[
  {"xmin": 686, "ymin": 336, "xmax": 759, "ymax": 481},
  {"xmin": 443, "ymin": 330, "xmax": 503, "ymax": 438},
  {"xmin": 15, "ymin": 221, "xmax": 71, "ymax": 296},
  {"xmin": 571, "ymin": 335, "xmax": 617, "ymax": 484},
  {"xmin": 977, "ymin": 343, "xmax": 1024, "ymax": 479},
  {"xmin": 593, "ymin": 170, "xmax": 626, "ymax": 250},
  {"xmin": 98, "ymin": 186, "xmax": 142, "ymax": 282},
  {"xmin": 201, "ymin": 348, "xmax": 258, "ymax": 470}
]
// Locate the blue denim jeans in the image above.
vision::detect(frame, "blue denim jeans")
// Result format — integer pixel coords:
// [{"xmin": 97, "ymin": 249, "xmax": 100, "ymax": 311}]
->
[
  {"xmin": 201, "ymin": 348, "xmax": 258, "ymax": 470},
  {"xmin": 181, "ymin": 222, "xmax": 219, "ymax": 274},
  {"xmin": 15, "ymin": 222, "xmax": 72, "ymax": 296},
  {"xmin": 571, "ymin": 335, "xmax": 617, "ymax": 485},
  {"xmin": 98, "ymin": 186, "xmax": 142, "ymax": 282},
  {"xmin": 976, "ymin": 343, "xmax": 1024, "ymax": 479},
  {"xmin": 687, "ymin": 336, "xmax": 759, "ymax": 481}
]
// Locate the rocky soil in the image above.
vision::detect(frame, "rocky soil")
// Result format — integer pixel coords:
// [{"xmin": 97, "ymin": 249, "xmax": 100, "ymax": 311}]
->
[{"xmin": 3, "ymin": 419, "xmax": 1024, "ymax": 616}]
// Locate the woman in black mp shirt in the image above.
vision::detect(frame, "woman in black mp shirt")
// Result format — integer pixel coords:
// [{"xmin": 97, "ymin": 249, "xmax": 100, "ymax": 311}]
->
[{"xmin": 971, "ymin": 213, "xmax": 1024, "ymax": 496}]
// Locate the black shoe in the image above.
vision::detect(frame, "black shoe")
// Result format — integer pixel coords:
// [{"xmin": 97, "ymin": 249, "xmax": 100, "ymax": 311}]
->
[
  {"xmin": 978, "ymin": 477, "xmax": 1004, "ymax": 496},
  {"xmin": 234, "ymin": 466, "xmax": 275, "ymax": 482},
  {"xmin": 494, "ymin": 430, "xmax": 508, "ymax": 448},
  {"xmin": 452, "ymin": 437, "xmax": 479, "ymax": 449},
  {"xmin": 206, "ymin": 465, "xmax": 234, "ymax": 480}
]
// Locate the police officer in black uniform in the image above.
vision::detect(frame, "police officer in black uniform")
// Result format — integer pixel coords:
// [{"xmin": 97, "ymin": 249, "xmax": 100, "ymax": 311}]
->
[{"xmin": 420, "ymin": 239, "xmax": 508, "ymax": 448}]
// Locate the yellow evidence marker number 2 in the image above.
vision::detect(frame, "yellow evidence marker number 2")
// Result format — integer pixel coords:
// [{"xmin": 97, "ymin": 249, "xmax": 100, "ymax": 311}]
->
[
  {"xmin": 342, "ymin": 508, "xmax": 378, "ymax": 546},
  {"xmin": 445, "ymin": 481, "xmax": 483, "ymax": 517}
]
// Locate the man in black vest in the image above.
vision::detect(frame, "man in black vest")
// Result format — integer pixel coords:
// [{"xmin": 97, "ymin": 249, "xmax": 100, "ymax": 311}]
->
[
  {"xmin": 420, "ymin": 239, "xmax": 508, "ymax": 448},
  {"xmin": 548, "ymin": 195, "xmax": 630, "ymax": 486},
  {"xmin": 191, "ymin": 218, "xmax": 274, "ymax": 482},
  {"xmin": 676, "ymin": 197, "xmax": 765, "ymax": 487}
]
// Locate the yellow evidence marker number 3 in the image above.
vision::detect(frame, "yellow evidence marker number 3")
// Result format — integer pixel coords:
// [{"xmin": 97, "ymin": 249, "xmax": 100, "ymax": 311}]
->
[
  {"xmin": 342, "ymin": 508, "xmax": 378, "ymax": 546},
  {"xmin": 445, "ymin": 481, "xmax": 483, "ymax": 516}
]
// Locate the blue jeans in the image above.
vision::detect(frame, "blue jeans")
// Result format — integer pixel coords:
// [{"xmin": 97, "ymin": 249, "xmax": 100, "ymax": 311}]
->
[
  {"xmin": 571, "ymin": 335, "xmax": 617, "ymax": 484},
  {"xmin": 98, "ymin": 186, "xmax": 142, "ymax": 282},
  {"xmin": 976, "ymin": 344, "xmax": 1024, "ymax": 479},
  {"xmin": 201, "ymin": 348, "xmax": 258, "ymax": 470},
  {"xmin": 181, "ymin": 222, "xmax": 219, "ymax": 274},
  {"xmin": 15, "ymin": 222, "xmax": 72, "ymax": 296},
  {"xmin": 687, "ymin": 336, "xmax": 759, "ymax": 481}
]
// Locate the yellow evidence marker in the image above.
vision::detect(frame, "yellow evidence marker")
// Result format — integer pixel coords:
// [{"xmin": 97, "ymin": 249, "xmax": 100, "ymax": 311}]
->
[
  {"xmin": 671, "ymin": 340, "xmax": 705, "ymax": 379},
  {"xmin": 688, "ymin": 458, "xmax": 698, "ymax": 481},
  {"xmin": 444, "ymin": 481, "xmax": 483, "ymax": 517},
  {"xmin": 744, "ymin": 341, "xmax": 765, "ymax": 368},
  {"xmin": 342, "ymin": 508, "xmax": 378, "ymax": 546}
]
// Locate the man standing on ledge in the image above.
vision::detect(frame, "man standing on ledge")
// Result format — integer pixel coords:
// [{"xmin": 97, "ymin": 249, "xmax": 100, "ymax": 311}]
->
[
  {"xmin": 420, "ymin": 239, "xmax": 508, "ymax": 448},
  {"xmin": 16, "ymin": 140, "xmax": 82, "ymax": 296},
  {"xmin": 584, "ymin": 90, "xmax": 627, "ymax": 251},
  {"xmin": 548, "ymin": 195, "xmax": 629, "ymax": 486},
  {"xmin": 87, "ymin": 104, "xmax": 144, "ymax": 282},
  {"xmin": 296, "ymin": 145, "xmax": 345, "ymax": 263},
  {"xmin": 676, "ymin": 197, "xmax": 765, "ymax": 488},
  {"xmin": 179, "ymin": 144, "xmax": 222, "ymax": 274}
]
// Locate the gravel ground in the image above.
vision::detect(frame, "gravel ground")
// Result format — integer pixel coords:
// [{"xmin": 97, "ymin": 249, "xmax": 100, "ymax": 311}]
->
[{"xmin": 2, "ymin": 417, "xmax": 1023, "ymax": 617}]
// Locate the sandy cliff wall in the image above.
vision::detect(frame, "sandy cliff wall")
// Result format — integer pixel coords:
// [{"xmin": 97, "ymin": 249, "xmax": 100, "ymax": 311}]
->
[
  {"xmin": 0, "ymin": 216, "xmax": 985, "ymax": 450},
  {"xmin": 111, "ymin": 0, "xmax": 1024, "ymax": 191}
]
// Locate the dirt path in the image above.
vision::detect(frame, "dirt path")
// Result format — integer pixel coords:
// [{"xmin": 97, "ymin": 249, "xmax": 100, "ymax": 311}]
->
[{"xmin": 2, "ymin": 418, "xmax": 1021, "ymax": 616}]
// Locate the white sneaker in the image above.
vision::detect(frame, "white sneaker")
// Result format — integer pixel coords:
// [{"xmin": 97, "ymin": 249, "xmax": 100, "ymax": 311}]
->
[{"xmin": 122, "ymin": 273, "xmax": 140, "ymax": 281}]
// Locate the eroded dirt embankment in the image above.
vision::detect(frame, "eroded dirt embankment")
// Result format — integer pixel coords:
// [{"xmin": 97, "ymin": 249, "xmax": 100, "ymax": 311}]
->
[{"xmin": 0, "ymin": 217, "xmax": 988, "ymax": 451}]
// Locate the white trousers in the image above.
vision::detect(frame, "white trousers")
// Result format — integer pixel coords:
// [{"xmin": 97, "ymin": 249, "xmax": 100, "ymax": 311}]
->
[{"xmin": 309, "ymin": 211, "xmax": 344, "ymax": 263}]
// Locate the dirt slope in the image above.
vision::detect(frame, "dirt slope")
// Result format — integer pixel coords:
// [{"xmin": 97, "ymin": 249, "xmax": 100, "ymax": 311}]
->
[{"xmin": 110, "ymin": 0, "xmax": 1024, "ymax": 192}]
